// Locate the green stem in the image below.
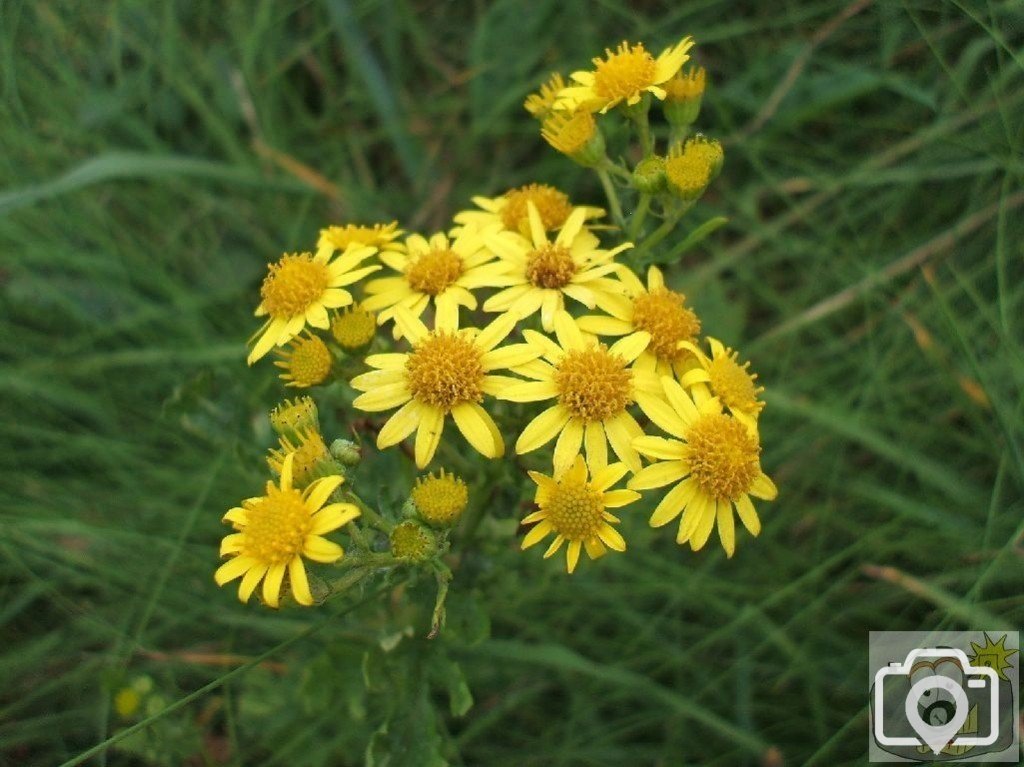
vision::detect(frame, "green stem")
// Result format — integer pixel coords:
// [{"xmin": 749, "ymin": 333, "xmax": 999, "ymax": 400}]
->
[
  {"xmin": 634, "ymin": 205, "xmax": 691, "ymax": 264},
  {"xmin": 427, "ymin": 561, "xmax": 453, "ymax": 639},
  {"xmin": 637, "ymin": 112, "xmax": 653, "ymax": 157},
  {"xmin": 343, "ymin": 490, "xmax": 391, "ymax": 533},
  {"xmin": 629, "ymin": 194, "xmax": 651, "ymax": 240},
  {"xmin": 596, "ymin": 168, "xmax": 625, "ymax": 229}
]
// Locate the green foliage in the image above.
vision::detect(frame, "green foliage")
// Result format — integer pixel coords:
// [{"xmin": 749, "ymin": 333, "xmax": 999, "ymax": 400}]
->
[{"xmin": 2, "ymin": 1, "xmax": 1023, "ymax": 765}]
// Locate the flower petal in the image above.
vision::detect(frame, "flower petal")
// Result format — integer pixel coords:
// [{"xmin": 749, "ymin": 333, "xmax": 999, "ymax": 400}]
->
[
  {"xmin": 310, "ymin": 502, "xmax": 361, "ymax": 535},
  {"xmin": 452, "ymin": 402, "xmax": 503, "ymax": 458},
  {"xmin": 516, "ymin": 405, "xmax": 571, "ymax": 454},
  {"xmin": 414, "ymin": 407, "xmax": 445, "ymax": 468},
  {"xmin": 262, "ymin": 563, "xmax": 286, "ymax": 608},
  {"xmin": 303, "ymin": 535, "xmax": 344, "ymax": 562},
  {"xmin": 289, "ymin": 557, "xmax": 314, "ymax": 606}
]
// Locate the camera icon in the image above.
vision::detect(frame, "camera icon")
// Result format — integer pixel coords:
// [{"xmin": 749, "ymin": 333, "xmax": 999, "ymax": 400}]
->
[{"xmin": 873, "ymin": 647, "xmax": 999, "ymax": 755}]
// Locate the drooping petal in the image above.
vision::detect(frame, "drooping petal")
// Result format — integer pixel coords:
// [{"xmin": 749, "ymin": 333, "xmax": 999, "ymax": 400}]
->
[
  {"xmin": 288, "ymin": 557, "xmax": 314, "ymax": 606},
  {"xmin": 414, "ymin": 407, "xmax": 445, "ymax": 468},
  {"xmin": 451, "ymin": 402, "xmax": 503, "ymax": 458},
  {"xmin": 262, "ymin": 563, "xmax": 287, "ymax": 608},
  {"xmin": 377, "ymin": 400, "xmax": 424, "ymax": 448},
  {"xmin": 516, "ymin": 405, "xmax": 571, "ymax": 454}
]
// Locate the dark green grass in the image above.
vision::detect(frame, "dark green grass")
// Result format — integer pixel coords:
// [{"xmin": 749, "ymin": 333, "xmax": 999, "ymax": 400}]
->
[{"xmin": 2, "ymin": 1, "xmax": 1023, "ymax": 765}]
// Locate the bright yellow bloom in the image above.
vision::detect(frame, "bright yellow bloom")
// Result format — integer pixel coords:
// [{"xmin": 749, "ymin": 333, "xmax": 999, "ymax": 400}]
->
[
  {"xmin": 331, "ymin": 304, "xmax": 377, "ymax": 349},
  {"xmin": 248, "ymin": 245, "xmax": 379, "ymax": 364},
  {"xmin": 267, "ymin": 428, "xmax": 335, "ymax": 489},
  {"xmin": 350, "ymin": 308, "xmax": 542, "ymax": 468},
  {"xmin": 484, "ymin": 203, "xmax": 631, "ymax": 332},
  {"xmin": 216, "ymin": 453, "xmax": 360, "ymax": 607},
  {"xmin": 317, "ymin": 221, "xmax": 404, "ymax": 253},
  {"xmin": 524, "ymin": 73, "xmax": 566, "ymax": 119},
  {"xmin": 679, "ymin": 337, "xmax": 765, "ymax": 429},
  {"xmin": 664, "ymin": 135, "xmax": 723, "ymax": 199},
  {"xmin": 664, "ymin": 65, "xmax": 706, "ymax": 102},
  {"xmin": 497, "ymin": 311, "xmax": 665, "ymax": 474},
  {"xmin": 579, "ymin": 265, "xmax": 701, "ymax": 378},
  {"xmin": 453, "ymin": 183, "xmax": 604, "ymax": 239},
  {"xmin": 362, "ymin": 230, "xmax": 510, "ymax": 335},
  {"xmin": 269, "ymin": 396, "xmax": 319, "ymax": 436},
  {"xmin": 412, "ymin": 469, "xmax": 468, "ymax": 528},
  {"xmin": 541, "ymin": 110, "xmax": 604, "ymax": 166},
  {"xmin": 629, "ymin": 377, "xmax": 776, "ymax": 557},
  {"xmin": 274, "ymin": 332, "xmax": 332, "ymax": 387},
  {"xmin": 558, "ymin": 37, "xmax": 694, "ymax": 113},
  {"xmin": 521, "ymin": 455, "xmax": 639, "ymax": 573}
]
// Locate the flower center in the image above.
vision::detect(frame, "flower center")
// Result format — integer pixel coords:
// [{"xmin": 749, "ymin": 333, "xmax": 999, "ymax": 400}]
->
[
  {"xmin": 405, "ymin": 333, "xmax": 484, "ymax": 411},
  {"xmin": 242, "ymin": 487, "xmax": 312, "ymax": 564},
  {"xmin": 685, "ymin": 413, "xmax": 761, "ymax": 501},
  {"xmin": 270, "ymin": 396, "xmax": 319, "ymax": 434},
  {"xmin": 405, "ymin": 248, "xmax": 464, "ymax": 295},
  {"xmin": 708, "ymin": 354, "xmax": 761, "ymax": 414},
  {"xmin": 269, "ymin": 430, "xmax": 331, "ymax": 488},
  {"xmin": 554, "ymin": 347, "xmax": 633, "ymax": 422},
  {"xmin": 389, "ymin": 520, "xmax": 435, "ymax": 562},
  {"xmin": 545, "ymin": 481, "xmax": 605, "ymax": 539},
  {"xmin": 331, "ymin": 306, "xmax": 377, "ymax": 349},
  {"xmin": 593, "ymin": 42, "xmax": 657, "ymax": 100},
  {"xmin": 282, "ymin": 335, "xmax": 332, "ymax": 386},
  {"xmin": 631, "ymin": 288, "xmax": 701, "ymax": 361},
  {"xmin": 260, "ymin": 253, "xmax": 330, "ymax": 318},
  {"xmin": 525, "ymin": 244, "xmax": 577, "ymax": 289},
  {"xmin": 412, "ymin": 470, "xmax": 468, "ymax": 527},
  {"xmin": 665, "ymin": 151, "xmax": 711, "ymax": 196},
  {"xmin": 501, "ymin": 184, "xmax": 573, "ymax": 233}
]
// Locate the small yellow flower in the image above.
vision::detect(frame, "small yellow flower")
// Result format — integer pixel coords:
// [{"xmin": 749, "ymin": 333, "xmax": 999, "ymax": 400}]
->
[
  {"xmin": 390, "ymin": 520, "xmax": 437, "ymax": 562},
  {"xmin": 274, "ymin": 332, "xmax": 332, "ymax": 387},
  {"xmin": 362, "ymin": 230, "xmax": 510, "ymax": 335},
  {"xmin": 664, "ymin": 65, "xmax": 706, "ymax": 102},
  {"xmin": 664, "ymin": 135, "xmax": 723, "ymax": 200},
  {"xmin": 497, "ymin": 311, "xmax": 666, "ymax": 474},
  {"xmin": 521, "ymin": 455, "xmax": 639, "ymax": 573},
  {"xmin": 412, "ymin": 469, "xmax": 469, "ymax": 528},
  {"xmin": 541, "ymin": 110, "xmax": 605, "ymax": 166},
  {"xmin": 248, "ymin": 246, "xmax": 379, "ymax": 364},
  {"xmin": 216, "ymin": 453, "xmax": 360, "ymax": 607},
  {"xmin": 350, "ymin": 308, "xmax": 542, "ymax": 468},
  {"xmin": 629, "ymin": 377, "xmax": 776, "ymax": 557},
  {"xmin": 484, "ymin": 202, "xmax": 631, "ymax": 332},
  {"xmin": 331, "ymin": 304, "xmax": 377, "ymax": 349},
  {"xmin": 453, "ymin": 183, "xmax": 604, "ymax": 239},
  {"xmin": 578, "ymin": 265, "xmax": 701, "ymax": 378},
  {"xmin": 269, "ymin": 396, "xmax": 319, "ymax": 437},
  {"xmin": 267, "ymin": 428, "xmax": 336, "ymax": 489},
  {"xmin": 524, "ymin": 73, "xmax": 566, "ymax": 119},
  {"xmin": 558, "ymin": 37, "xmax": 695, "ymax": 113},
  {"xmin": 317, "ymin": 221, "xmax": 404, "ymax": 253},
  {"xmin": 679, "ymin": 337, "xmax": 765, "ymax": 429}
]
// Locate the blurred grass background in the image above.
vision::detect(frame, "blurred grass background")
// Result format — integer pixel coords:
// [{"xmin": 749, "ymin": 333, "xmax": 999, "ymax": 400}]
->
[{"xmin": 2, "ymin": 0, "xmax": 1023, "ymax": 765}]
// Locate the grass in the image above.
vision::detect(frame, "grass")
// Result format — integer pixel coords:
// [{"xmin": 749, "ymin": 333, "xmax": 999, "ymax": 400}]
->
[{"xmin": 2, "ymin": 0, "xmax": 1023, "ymax": 765}]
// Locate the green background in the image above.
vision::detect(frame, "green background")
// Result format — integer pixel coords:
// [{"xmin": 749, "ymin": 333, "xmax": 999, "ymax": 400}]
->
[{"xmin": 2, "ymin": 1, "xmax": 1022, "ymax": 765}]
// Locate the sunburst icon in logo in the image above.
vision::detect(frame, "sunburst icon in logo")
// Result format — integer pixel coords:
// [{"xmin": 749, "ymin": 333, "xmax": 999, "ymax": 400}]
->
[{"xmin": 968, "ymin": 633, "xmax": 1018, "ymax": 682}]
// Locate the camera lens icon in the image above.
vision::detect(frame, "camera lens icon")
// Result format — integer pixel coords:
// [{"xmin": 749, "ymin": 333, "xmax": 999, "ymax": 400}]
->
[{"xmin": 873, "ymin": 648, "xmax": 1000, "ymax": 755}]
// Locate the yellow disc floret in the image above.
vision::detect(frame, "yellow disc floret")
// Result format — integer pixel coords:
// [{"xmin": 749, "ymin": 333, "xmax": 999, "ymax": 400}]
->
[
  {"xmin": 318, "ymin": 221, "xmax": 402, "ymax": 252},
  {"xmin": 405, "ymin": 332, "xmax": 484, "ymax": 411},
  {"xmin": 524, "ymin": 73, "xmax": 566, "ymax": 119},
  {"xmin": 404, "ymin": 248, "xmax": 464, "ymax": 296},
  {"xmin": 631, "ymin": 288, "xmax": 701, "ymax": 361},
  {"xmin": 542, "ymin": 110, "xmax": 597, "ymax": 156},
  {"xmin": 270, "ymin": 396, "xmax": 319, "ymax": 436},
  {"xmin": 707, "ymin": 349, "xmax": 764, "ymax": 417},
  {"xmin": 592, "ymin": 42, "xmax": 657, "ymax": 101},
  {"xmin": 525, "ymin": 243, "xmax": 577, "ymax": 289},
  {"xmin": 260, "ymin": 253, "xmax": 330, "ymax": 319},
  {"xmin": 389, "ymin": 520, "xmax": 436, "ymax": 562},
  {"xmin": 554, "ymin": 347, "xmax": 633, "ymax": 422},
  {"xmin": 501, "ymin": 184, "xmax": 573, "ymax": 233},
  {"xmin": 664, "ymin": 66, "xmax": 706, "ymax": 101},
  {"xmin": 411, "ymin": 469, "xmax": 468, "ymax": 528},
  {"xmin": 276, "ymin": 332, "xmax": 332, "ymax": 387},
  {"xmin": 240, "ymin": 485, "xmax": 312, "ymax": 564},
  {"xmin": 331, "ymin": 305, "xmax": 377, "ymax": 349},
  {"xmin": 686, "ymin": 414, "xmax": 761, "ymax": 501},
  {"xmin": 268, "ymin": 429, "xmax": 333, "ymax": 488},
  {"xmin": 545, "ymin": 479, "xmax": 605, "ymax": 539}
]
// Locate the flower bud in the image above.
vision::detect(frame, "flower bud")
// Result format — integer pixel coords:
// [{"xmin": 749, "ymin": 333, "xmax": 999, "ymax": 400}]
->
[
  {"xmin": 389, "ymin": 520, "xmax": 437, "ymax": 563},
  {"xmin": 664, "ymin": 135, "xmax": 724, "ymax": 201},
  {"xmin": 541, "ymin": 110, "xmax": 606, "ymax": 168},
  {"xmin": 662, "ymin": 66, "xmax": 706, "ymax": 127},
  {"xmin": 269, "ymin": 396, "xmax": 319, "ymax": 440},
  {"xmin": 411, "ymin": 469, "xmax": 468, "ymax": 528},
  {"xmin": 632, "ymin": 156, "xmax": 666, "ymax": 194},
  {"xmin": 331, "ymin": 304, "xmax": 376, "ymax": 351},
  {"xmin": 329, "ymin": 438, "xmax": 361, "ymax": 467}
]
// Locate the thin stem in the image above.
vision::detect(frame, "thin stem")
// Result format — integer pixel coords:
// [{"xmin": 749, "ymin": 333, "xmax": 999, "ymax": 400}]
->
[
  {"xmin": 634, "ymin": 204, "xmax": 691, "ymax": 264},
  {"xmin": 596, "ymin": 168, "xmax": 625, "ymax": 229},
  {"xmin": 344, "ymin": 490, "xmax": 392, "ymax": 533},
  {"xmin": 629, "ymin": 194, "xmax": 651, "ymax": 240},
  {"xmin": 427, "ymin": 561, "xmax": 453, "ymax": 639}
]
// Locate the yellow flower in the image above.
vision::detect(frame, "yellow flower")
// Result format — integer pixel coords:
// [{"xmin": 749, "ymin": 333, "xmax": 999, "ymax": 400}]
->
[
  {"xmin": 452, "ymin": 183, "xmax": 604, "ymax": 239},
  {"xmin": 664, "ymin": 65, "xmax": 706, "ymax": 102},
  {"xmin": 541, "ymin": 110, "xmax": 605, "ymax": 166},
  {"xmin": 578, "ymin": 265, "xmax": 701, "ymax": 378},
  {"xmin": 350, "ymin": 308, "xmax": 542, "ymax": 468},
  {"xmin": 317, "ymin": 221, "xmax": 404, "ymax": 253},
  {"xmin": 248, "ymin": 245, "xmax": 379, "ymax": 364},
  {"xmin": 331, "ymin": 304, "xmax": 377, "ymax": 350},
  {"xmin": 215, "ymin": 453, "xmax": 360, "ymax": 607},
  {"xmin": 497, "ymin": 311, "xmax": 665, "ymax": 474},
  {"xmin": 274, "ymin": 332, "xmax": 332, "ymax": 387},
  {"xmin": 389, "ymin": 520, "xmax": 437, "ymax": 562},
  {"xmin": 267, "ymin": 428, "xmax": 336, "ymax": 489},
  {"xmin": 664, "ymin": 135, "xmax": 723, "ymax": 200},
  {"xmin": 521, "ymin": 455, "xmax": 639, "ymax": 573},
  {"xmin": 558, "ymin": 37, "xmax": 695, "ymax": 113},
  {"xmin": 362, "ymin": 230, "xmax": 510, "ymax": 335},
  {"xmin": 269, "ymin": 396, "xmax": 319, "ymax": 437},
  {"xmin": 524, "ymin": 73, "xmax": 566, "ymax": 119},
  {"xmin": 412, "ymin": 469, "xmax": 469, "ymax": 528},
  {"xmin": 483, "ymin": 202, "xmax": 631, "ymax": 332},
  {"xmin": 679, "ymin": 337, "xmax": 765, "ymax": 429},
  {"xmin": 628, "ymin": 377, "xmax": 777, "ymax": 557}
]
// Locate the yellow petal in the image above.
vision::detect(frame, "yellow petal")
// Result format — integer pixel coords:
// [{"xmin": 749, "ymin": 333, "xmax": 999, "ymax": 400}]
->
[
  {"xmin": 451, "ymin": 402, "xmax": 503, "ymax": 458},
  {"xmin": 590, "ymin": 462, "xmax": 629, "ymax": 492},
  {"xmin": 553, "ymin": 418, "xmax": 584, "ymax": 475},
  {"xmin": 566, "ymin": 540, "xmax": 582, "ymax": 573},
  {"xmin": 735, "ymin": 495, "xmax": 762, "ymax": 536},
  {"xmin": 584, "ymin": 420, "xmax": 608, "ymax": 473},
  {"xmin": 238, "ymin": 563, "xmax": 268, "ymax": 603},
  {"xmin": 377, "ymin": 400, "xmax": 424, "ymax": 448},
  {"xmin": 522, "ymin": 519, "xmax": 553, "ymax": 549},
  {"xmin": 650, "ymin": 478, "xmax": 698, "ymax": 528},
  {"xmin": 602, "ymin": 489, "xmax": 640, "ymax": 509},
  {"xmin": 635, "ymin": 392, "xmax": 689, "ymax": 439},
  {"xmin": 261, "ymin": 563, "xmax": 286, "ymax": 608},
  {"xmin": 629, "ymin": 460, "xmax": 688, "ymax": 491},
  {"xmin": 688, "ymin": 498, "xmax": 717, "ymax": 551},
  {"xmin": 597, "ymin": 523, "xmax": 626, "ymax": 552},
  {"xmin": 288, "ymin": 558, "xmax": 314, "ymax": 606},
  {"xmin": 414, "ymin": 407, "xmax": 445, "ymax": 468},
  {"xmin": 353, "ymin": 382, "xmax": 412, "ymax": 412},
  {"xmin": 310, "ymin": 503, "xmax": 361, "ymax": 535},
  {"xmin": 303, "ymin": 535, "xmax": 344, "ymax": 562},
  {"xmin": 214, "ymin": 555, "xmax": 255, "ymax": 586},
  {"xmin": 749, "ymin": 472, "xmax": 778, "ymax": 500},
  {"xmin": 303, "ymin": 475, "xmax": 344, "ymax": 511},
  {"xmin": 604, "ymin": 412, "xmax": 642, "ymax": 473},
  {"xmin": 480, "ymin": 343, "xmax": 542, "ymax": 371},
  {"xmin": 516, "ymin": 405, "xmax": 571, "ymax": 454},
  {"xmin": 717, "ymin": 501, "xmax": 736, "ymax": 558}
]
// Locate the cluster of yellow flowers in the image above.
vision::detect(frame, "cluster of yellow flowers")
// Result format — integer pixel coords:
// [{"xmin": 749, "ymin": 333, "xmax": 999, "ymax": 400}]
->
[{"xmin": 216, "ymin": 36, "xmax": 776, "ymax": 608}]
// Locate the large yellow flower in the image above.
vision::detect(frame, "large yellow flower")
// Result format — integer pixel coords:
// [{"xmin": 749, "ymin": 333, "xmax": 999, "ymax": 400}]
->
[
  {"xmin": 215, "ymin": 453, "xmax": 360, "ymax": 607},
  {"xmin": 350, "ymin": 308, "xmax": 541, "ymax": 468},
  {"xmin": 557, "ymin": 37, "xmax": 695, "ymax": 113},
  {"xmin": 679, "ymin": 337, "xmax": 765, "ymax": 429},
  {"xmin": 362, "ymin": 230, "xmax": 510, "ymax": 334},
  {"xmin": 628, "ymin": 377, "xmax": 776, "ymax": 557},
  {"xmin": 452, "ymin": 183, "xmax": 604, "ymax": 239},
  {"xmin": 578, "ymin": 265, "xmax": 701, "ymax": 378},
  {"xmin": 317, "ymin": 221, "xmax": 404, "ymax": 253},
  {"xmin": 521, "ymin": 455, "xmax": 639, "ymax": 573},
  {"xmin": 248, "ymin": 245, "xmax": 380, "ymax": 364},
  {"xmin": 484, "ymin": 202, "xmax": 632, "ymax": 332},
  {"xmin": 498, "ymin": 311, "xmax": 665, "ymax": 474}
]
